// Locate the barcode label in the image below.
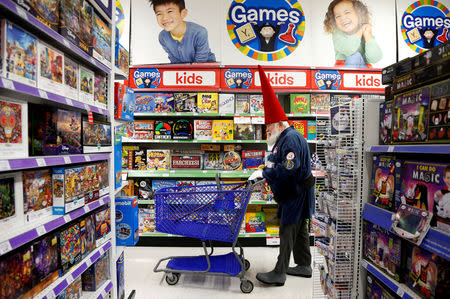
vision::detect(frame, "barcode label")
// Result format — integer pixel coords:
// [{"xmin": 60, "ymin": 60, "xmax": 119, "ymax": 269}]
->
[
  {"xmin": 0, "ymin": 241, "xmax": 12, "ymax": 255},
  {"xmin": 2, "ymin": 78, "xmax": 15, "ymax": 90},
  {"xmin": 36, "ymin": 158, "xmax": 46, "ymax": 167},
  {"xmin": 16, "ymin": 6, "xmax": 28, "ymax": 20},
  {"xmin": 63, "ymin": 39, "xmax": 70, "ymax": 47},
  {"xmin": 36, "ymin": 226, "xmax": 46, "ymax": 236},
  {"xmin": 396, "ymin": 288, "xmax": 405, "ymax": 297},
  {"xmin": 65, "ymin": 274, "xmax": 74, "ymax": 285},
  {"xmin": 387, "ymin": 146, "xmax": 394, "ymax": 152},
  {"xmin": 38, "ymin": 90, "xmax": 48, "ymax": 99},
  {"xmin": 63, "ymin": 156, "xmax": 71, "ymax": 164},
  {"xmin": 0, "ymin": 160, "xmax": 11, "ymax": 171},
  {"xmin": 63, "ymin": 215, "xmax": 71, "ymax": 222},
  {"xmin": 65, "ymin": 98, "xmax": 73, "ymax": 106},
  {"xmin": 85, "ymin": 156, "xmax": 91, "ymax": 162}
]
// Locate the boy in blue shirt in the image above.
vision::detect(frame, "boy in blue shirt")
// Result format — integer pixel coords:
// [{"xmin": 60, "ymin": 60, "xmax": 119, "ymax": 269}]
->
[{"xmin": 149, "ymin": 0, "xmax": 216, "ymax": 63}]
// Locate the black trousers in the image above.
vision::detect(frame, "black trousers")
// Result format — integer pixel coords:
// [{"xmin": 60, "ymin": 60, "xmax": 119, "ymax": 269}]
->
[{"xmin": 274, "ymin": 218, "xmax": 311, "ymax": 273}]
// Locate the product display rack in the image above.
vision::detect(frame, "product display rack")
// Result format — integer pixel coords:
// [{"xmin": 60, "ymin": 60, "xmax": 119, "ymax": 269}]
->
[
  {"xmin": 367, "ymin": 145, "xmax": 450, "ymax": 155},
  {"xmin": 82, "ymin": 280, "xmax": 114, "ymax": 299}
]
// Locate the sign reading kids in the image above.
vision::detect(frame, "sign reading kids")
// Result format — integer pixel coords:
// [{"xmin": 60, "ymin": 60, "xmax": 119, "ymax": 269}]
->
[
  {"xmin": 227, "ymin": 0, "xmax": 306, "ymax": 62},
  {"xmin": 401, "ymin": 0, "xmax": 450, "ymax": 54}
]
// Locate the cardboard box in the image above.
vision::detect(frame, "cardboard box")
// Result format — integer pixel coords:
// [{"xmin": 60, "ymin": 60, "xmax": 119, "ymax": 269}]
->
[
  {"xmin": 52, "ymin": 166, "xmax": 86, "ymax": 215},
  {"xmin": 114, "ymin": 83, "xmax": 135, "ymax": 121},
  {"xmin": 82, "ymin": 252, "xmax": 110, "ymax": 291},
  {"xmin": 290, "ymin": 94, "xmax": 310, "ymax": 114},
  {"xmin": 115, "ymin": 196, "xmax": 139, "ymax": 246}
]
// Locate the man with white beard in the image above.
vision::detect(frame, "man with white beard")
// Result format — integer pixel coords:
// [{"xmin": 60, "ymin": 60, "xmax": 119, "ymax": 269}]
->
[{"xmin": 248, "ymin": 66, "xmax": 315, "ymax": 286}]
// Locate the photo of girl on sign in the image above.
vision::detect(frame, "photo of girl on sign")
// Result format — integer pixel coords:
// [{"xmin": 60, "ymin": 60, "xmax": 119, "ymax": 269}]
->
[{"xmin": 324, "ymin": 0, "xmax": 382, "ymax": 68}]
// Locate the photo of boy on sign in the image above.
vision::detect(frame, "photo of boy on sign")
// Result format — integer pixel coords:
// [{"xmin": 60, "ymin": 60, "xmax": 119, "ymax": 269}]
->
[
  {"xmin": 324, "ymin": 0, "xmax": 382, "ymax": 68},
  {"xmin": 149, "ymin": 0, "xmax": 216, "ymax": 63}
]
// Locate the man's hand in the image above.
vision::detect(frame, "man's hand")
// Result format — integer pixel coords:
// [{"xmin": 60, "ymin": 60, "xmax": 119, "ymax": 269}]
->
[{"xmin": 248, "ymin": 169, "xmax": 263, "ymax": 182}]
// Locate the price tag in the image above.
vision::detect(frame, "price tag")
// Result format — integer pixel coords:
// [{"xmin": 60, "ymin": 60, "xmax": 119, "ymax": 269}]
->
[
  {"xmin": 101, "ymin": 290, "xmax": 107, "ymax": 298},
  {"xmin": 15, "ymin": 6, "xmax": 28, "ymax": 20},
  {"xmin": 99, "ymin": 247, "xmax": 104, "ymax": 255},
  {"xmin": 85, "ymin": 156, "xmax": 91, "ymax": 162},
  {"xmin": 63, "ymin": 215, "xmax": 72, "ymax": 223},
  {"xmin": 90, "ymin": 57, "xmax": 96, "ymax": 64},
  {"xmin": 84, "ymin": 104, "xmax": 90, "ymax": 111},
  {"xmin": 212, "ymin": 140, "xmax": 217, "ymax": 143},
  {"xmin": 255, "ymin": 140, "xmax": 261, "ymax": 143},
  {"xmin": 38, "ymin": 90, "xmax": 48, "ymax": 99},
  {"xmin": 65, "ymin": 98, "xmax": 73, "ymax": 106},
  {"xmin": 65, "ymin": 274, "xmax": 74, "ymax": 285},
  {"xmin": 193, "ymin": 140, "xmax": 198, "ymax": 143},
  {"xmin": 63, "ymin": 39, "xmax": 70, "ymax": 47},
  {"xmin": 396, "ymin": 288, "xmax": 405, "ymax": 297},
  {"xmin": 0, "ymin": 241, "xmax": 12, "ymax": 255},
  {"xmin": 162, "ymin": 112, "xmax": 167, "ymax": 116},
  {"xmin": 36, "ymin": 158, "xmax": 46, "ymax": 167},
  {"xmin": 36, "ymin": 226, "xmax": 47, "ymax": 236},
  {"xmin": 162, "ymin": 173, "xmax": 169, "ymax": 177},
  {"xmin": 202, "ymin": 170, "xmax": 207, "ymax": 174},
  {"xmin": 83, "ymin": 206, "xmax": 90, "ymax": 213},
  {"xmin": 63, "ymin": 156, "xmax": 71, "ymax": 164},
  {"xmin": 86, "ymin": 259, "xmax": 92, "ymax": 267},
  {"xmin": 388, "ymin": 146, "xmax": 394, "ymax": 152},
  {"xmin": 46, "ymin": 290, "xmax": 56, "ymax": 299},
  {"xmin": 173, "ymin": 140, "xmax": 178, "ymax": 143},
  {"xmin": 176, "ymin": 112, "xmax": 181, "ymax": 116},
  {"xmin": 193, "ymin": 112, "xmax": 198, "ymax": 116},
  {"xmin": 0, "ymin": 160, "xmax": 11, "ymax": 171},
  {"xmin": 266, "ymin": 237, "xmax": 280, "ymax": 246},
  {"xmin": 2, "ymin": 78, "xmax": 15, "ymax": 90},
  {"xmin": 220, "ymin": 113, "xmax": 226, "ymax": 116},
  {"xmin": 361, "ymin": 260, "xmax": 368, "ymax": 269}
]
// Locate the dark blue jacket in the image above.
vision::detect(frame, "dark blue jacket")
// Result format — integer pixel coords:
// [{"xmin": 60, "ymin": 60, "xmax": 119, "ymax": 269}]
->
[{"xmin": 262, "ymin": 126, "xmax": 315, "ymax": 224}]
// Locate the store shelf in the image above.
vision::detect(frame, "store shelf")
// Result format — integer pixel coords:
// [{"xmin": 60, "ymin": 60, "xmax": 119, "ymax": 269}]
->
[
  {"xmin": 37, "ymin": 241, "xmax": 112, "ymax": 299},
  {"xmin": 287, "ymin": 113, "xmax": 330, "ymax": 118},
  {"xmin": 87, "ymin": 0, "xmax": 112, "ymax": 24},
  {"xmin": 115, "ymin": 67, "xmax": 129, "ymax": 80},
  {"xmin": 138, "ymin": 199, "xmax": 275, "ymax": 206},
  {"xmin": 82, "ymin": 280, "xmax": 113, "ymax": 299},
  {"xmin": 115, "ymin": 181, "xmax": 129, "ymax": 195},
  {"xmin": 0, "ymin": 153, "xmax": 110, "ymax": 172},
  {"xmin": 0, "ymin": 195, "xmax": 110, "ymax": 257},
  {"xmin": 366, "ymin": 145, "xmax": 450, "ymax": 154},
  {"xmin": 362, "ymin": 203, "xmax": 450, "ymax": 260},
  {"xmin": 361, "ymin": 259, "xmax": 420, "ymax": 299},
  {"xmin": 0, "ymin": 0, "xmax": 111, "ymax": 73},
  {"xmin": 133, "ymin": 112, "xmax": 264, "ymax": 117},
  {"xmin": 122, "ymin": 137, "xmax": 267, "ymax": 144},
  {"xmin": 139, "ymin": 232, "xmax": 279, "ymax": 238},
  {"xmin": 138, "ymin": 200, "xmax": 154, "ymax": 205}
]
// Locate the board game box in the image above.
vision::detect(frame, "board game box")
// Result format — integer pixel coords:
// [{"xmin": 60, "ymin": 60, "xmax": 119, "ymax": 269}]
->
[
  {"xmin": 134, "ymin": 93, "xmax": 174, "ymax": 113},
  {"xmin": 212, "ymin": 120, "xmax": 233, "ymax": 140},
  {"xmin": 133, "ymin": 148, "xmax": 147, "ymax": 170},
  {"xmin": 290, "ymin": 94, "xmax": 310, "ymax": 114},
  {"xmin": 95, "ymin": 206, "xmax": 111, "ymax": 247},
  {"xmin": 117, "ymin": 252, "xmax": 125, "ymax": 299},
  {"xmin": 38, "ymin": 41, "xmax": 64, "ymax": 95},
  {"xmin": 82, "ymin": 119, "xmax": 112, "ymax": 153},
  {"xmin": 154, "ymin": 120, "xmax": 174, "ymax": 140},
  {"xmin": 152, "ymin": 180, "xmax": 176, "ymax": 192},
  {"xmin": 80, "ymin": 214, "xmax": 96, "ymax": 259},
  {"xmin": 197, "ymin": 93, "xmax": 218, "ymax": 113},
  {"xmin": 82, "ymin": 164, "xmax": 99, "ymax": 204},
  {"xmin": 235, "ymin": 94, "xmax": 250, "ymax": 114},
  {"xmin": 222, "ymin": 151, "xmax": 242, "ymax": 171},
  {"xmin": 290, "ymin": 120, "xmax": 307, "ymax": 139},
  {"xmin": 171, "ymin": 155, "xmax": 202, "ymax": 169},
  {"xmin": 370, "ymin": 155, "xmax": 399, "ymax": 212},
  {"xmin": 194, "ymin": 119, "xmax": 213, "ymax": 140},
  {"xmin": 310, "ymin": 94, "xmax": 330, "ymax": 115},
  {"xmin": 94, "ymin": 73, "xmax": 108, "ymax": 110},
  {"xmin": 79, "ymin": 66, "xmax": 95, "ymax": 105},
  {"xmin": 0, "ymin": 172, "xmax": 23, "ymax": 231},
  {"xmin": 249, "ymin": 94, "xmax": 264, "ymax": 114},
  {"xmin": 31, "ymin": 232, "xmax": 60, "ymax": 295},
  {"xmin": 366, "ymin": 272, "xmax": 400, "ymax": 299},
  {"xmin": 23, "ymin": 169, "xmax": 53, "ymax": 223},
  {"xmin": 307, "ymin": 120, "xmax": 317, "ymax": 140},
  {"xmin": 135, "ymin": 179, "xmax": 151, "ymax": 200},
  {"xmin": 133, "ymin": 120, "xmax": 154, "ymax": 140},
  {"xmin": 2, "ymin": 20, "xmax": 38, "ymax": 87},
  {"xmin": 242, "ymin": 150, "xmax": 264, "ymax": 169},
  {"xmin": 116, "ymin": 196, "xmax": 139, "ymax": 246},
  {"xmin": 114, "ymin": 83, "xmax": 135, "ymax": 121},
  {"xmin": 0, "ymin": 98, "xmax": 28, "ymax": 158},
  {"xmin": 147, "ymin": 149, "xmax": 170, "ymax": 170},
  {"xmin": 428, "ymin": 79, "xmax": 449, "ymax": 143},
  {"xmin": 92, "ymin": 11, "xmax": 112, "ymax": 66},
  {"xmin": 203, "ymin": 152, "xmax": 223, "ymax": 170},
  {"xmin": 234, "ymin": 124, "xmax": 255, "ymax": 140},
  {"xmin": 219, "ymin": 93, "xmax": 235, "ymax": 114},
  {"xmin": 173, "ymin": 119, "xmax": 193, "ymax": 140},
  {"xmin": 139, "ymin": 204, "xmax": 155, "ymax": 234},
  {"xmin": 0, "ymin": 245, "xmax": 33, "ymax": 299},
  {"xmin": 60, "ymin": 222, "xmax": 82, "ymax": 274},
  {"xmin": 115, "ymin": 42, "xmax": 129, "ymax": 75},
  {"xmin": 174, "ymin": 93, "xmax": 196, "ymax": 112},
  {"xmin": 78, "ymin": 0, "xmax": 94, "ymax": 55},
  {"xmin": 245, "ymin": 207, "xmax": 265, "ymax": 232},
  {"xmin": 52, "ymin": 166, "xmax": 86, "ymax": 215},
  {"xmin": 63, "ymin": 57, "xmax": 79, "ymax": 101},
  {"xmin": 379, "ymin": 100, "xmax": 393, "ymax": 145},
  {"xmin": 393, "ymin": 87, "xmax": 430, "ymax": 143}
]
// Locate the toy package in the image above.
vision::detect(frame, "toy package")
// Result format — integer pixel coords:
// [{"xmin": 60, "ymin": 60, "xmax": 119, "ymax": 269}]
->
[
  {"xmin": 0, "ymin": 172, "xmax": 23, "ymax": 231},
  {"xmin": 242, "ymin": 150, "xmax": 264, "ymax": 169},
  {"xmin": 133, "ymin": 149, "xmax": 147, "ymax": 170},
  {"xmin": 370, "ymin": 155, "xmax": 398, "ymax": 211},
  {"xmin": 197, "ymin": 93, "xmax": 218, "ymax": 113},
  {"xmin": 235, "ymin": 94, "xmax": 250, "ymax": 114},
  {"xmin": 82, "ymin": 251, "xmax": 110, "ymax": 291},
  {"xmin": 0, "ymin": 245, "xmax": 33, "ymax": 299},
  {"xmin": 290, "ymin": 120, "xmax": 307, "ymax": 139},
  {"xmin": 2, "ymin": 20, "xmax": 38, "ymax": 87},
  {"xmin": 116, "ymin": 196, "xmax": 139, "ymax": 246},
  {"xmin": 60, "ymin": 222, "xmax": 82, "ymax": 274},
  {"xmin": 407, "ymin": 245, "xmax": 450, "ymax": 299},
  {"xmin": 38, "ymin": 42, "xmax": 64, "ymax": 95},
  {"xmin": 115, "ymin": 42, "xmax": 129, "ymax": 74},
  {"xmin": 136, "ymin": 178, "xmax": 152, "ymax": 200},
  {"xmin": 0, "ymin": 99, "xmax": 28, "ymax": 158},
  {"xmin": 63, "ymin": 57, "xmax": 79, "ymax": 101},
  {"xmin": 95, "ymin": 206, "xmax": 111, "ymax": 246},
  {"xmin": 115, "ymin": 134, "xmax": 122, "ymax": 189},
  {"xmin": 94, "ymin": 73, "xmax": 108, "ymax": 109},
  {"xmin": 330, "ymin": 103, "xmax": 352, "ymax": 136},
  {"xmin": 58, "ymin": 0, "xmax": 81, "ymax": 48},
  {"xmin": 194, "ymin": 119, "xmax": 213, "ymax": 140},
  {"xmin": 147, "ymin": 150, "xmax": 170, "ymax": 170},
  {"xmin": 176, "ymin": 181, "xmax": 196, "ymax": 188},
  {"xmin": 428, "ymin": 79, "xmax": 449, "ymax": 143},
  {"xmin": 366, "ymin": 272, "xmax": 400, "ymax": 299},
  {"xmin": 363, "ymin": 221, "xmax": 404, "ymax": 282},
  {"xmin": 249, "ymin": 94, "xmax": 264, "ymax": 114},
  {"xmin": 23, "ymin": 169, "xmax": 53, "ymax": 223},
  {"xmin": 219, "ymin": 93, "xmax": 235, "ymax": 114},
  {"xmin": 174, "ymin": 93, "xmax": 196, "ymax": 112},
  {"xmin": 92, "ymin": 11, "xmax": 112, "ymax": 66},
  {"xmin": 307, "ymin": 120, "xmax": 317, "ymax": 141},
  {"xmin": 397, "ymin": 160, "xmax": 450, "ymax": 232},
  {"xmin": 311, "ymin": 94, "xmax": 330, "ymax": 115},
  {"xmin": 122, "ymin": 145, "xmax": 138, "ymax": 170},
  {"xmin": 245, "ymin": 207, "xmax": 265, "ymax": 232},
  {"xmin": 139, "ymin": 204, "xmax": 155, "ymax": 234},
  {"xmin": 13, "ymin": 0, "xmax": 59, "ymax": 31},
  {"xmin": 80, "ymin": 214, "xmax": 96, "ymax": 259},
  {"xmin": 133, "ymin": 120, "xmax": 154, "ymax": 140},
  {"xmin": 77, "ymin": 0, "xmax": 94, "ymax": 55},
  {"xmin": 152, "ymin": 180, "xmax": 176, "ymax": 192},
  {"xmin": 31, "ymin": 232, "xmax": 60, "ymax": 295},
  {"xmin": 114, "ymin": 83, "xmax": 135, "ymax": 121},
  {"xmin": 379, "ymin": 100, "xmax": 393, "ymax": 145},
  {"xmin": 134, "ymin": 93, "xmax": 174, "ymax": 113},
  {"xmin": 290, "ymin": 94, "xmax": 310, "ymax": 114},
  {"xmin": 52, "ymin": 166, "xmax": 86, "ymax": 215},
  {"xmin": 117, "ymin": 252, "xmax": 125, "ymax": 299},
  {"xmin": 79, "ymin": 66, "xmax": 95, "ymax": 105},
  {"xmin": 234, "ymin": 124, "xmax": 255, "ymax": 140},
  {"xmin": 393, "ymin": 87, "xmax": 430, "ymax": 143},
  {"xmin": 203, "ymin": 152, "xmax": 223, "ymax": 170},
  {"xmin": 171, "ymin": 155, "xmax": 202, "ymax": 169},
  {"xmin": 60, "ymin": 275, "xmax": 82, "ymax": 299},
  {"xmin": 173, "ymin": 119, "xmax": 193, "ymax": 140},
  {"xmin": 97, "ymin": 161, "xmax": 109, "ymax": 196},
  {"xmin": 222, "ymin": 151, "xmax": 242, "ymax": 171},
  {"xmin": 392, "ymin": 204, "xmax": 433, "ymax": 245},
  {"xmin": 82, "ymin": 119, "xmax": 112, "ymax": 153},
  {"xmin": 154, "ymin": 120, "xmax": 174, "ymax": 140},
  {"xmin": 212, "ymin": 120, "xmax": 233, "ymax": 140}
]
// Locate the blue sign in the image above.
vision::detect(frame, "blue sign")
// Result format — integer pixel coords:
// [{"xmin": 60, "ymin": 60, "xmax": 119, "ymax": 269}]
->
[
  {"xmin": 132, "ymin": 68, "xmax": 161, "ymax": 88},
  {"xmin": 314, "ymin": 70, "xmax": 342, "ymax": 90},
  {"xmin": 224, "ymin": 68, "xmax": 253, "ymax": 88}
]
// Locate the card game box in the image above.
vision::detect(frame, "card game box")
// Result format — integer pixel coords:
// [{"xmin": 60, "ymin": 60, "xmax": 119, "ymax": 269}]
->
[
  {"xmin": 134, "ymin": 93, "xmax": 174, "ymax": 113},
  {"xmin": 63, "ymin": 57, "xmax": 79, "ymax": 101},
  {"xmin": 203, "ymin": 152, "xmax": 223, "ymax": 170},
  {"xmin": 174, "ymin": 93, "xmax": 196, "ymax": 112},
  {"xmin": 222, "ymin": 151, "xmax": 242, "ymax": 171},
  {"xmin": 95, "ymin": 206, "xmax": 111, "ymax": 247},
  {"xmin": 132, "ymin": 148, "xmax": 146, "ymax": 170},
  {"xmin": 194, "ymin": 119, "xmax": 213, "ymax": 140},
  {"xmin": 0, "ymin": 172, "xmax": 23, "ymax": 232},
  {"xmin": 79, "ymin": 66, "xmax": 95, "ymax": 105},
  {"xmin": 13, "ymin": 0, "xmax": 59, "ymax": 31},
  {"xmin": 92, "ymin": 11, "xmax": 112, "ymax": 67},
  {"xmin": 80, "ymin": 214, "xmax": 96, "ymax": 259},
  {"xmin": 60, "ymin": 222, "xmax": 82, "ymax": 274},
  {"xmin": 249, "ymin": 94, "xmax": 264, "ymax": 114},
  {"xmin": 52, "ymin": 166, "xmax": 86, "ymax": 215},
  {"xmin": 219, "ymin": 93, "xmax": 235, "ymax": 114},
  {"xmin": 197, "ymin": 93, "xmax": 218, "ymax": 113},
  {"xmin": 23, "ymin": 169, "xmax": 53, "ymax": 223},
  {"xmin": 38, "ymin": 41, "xmax": 64, "ymax": 95},
  {"xmin": 307, "ymin": 120, "xmax": 317, "ymax": 140},
  {"xmin": 31, "ymin": 232, "xmax": 60, "ymax": 295},
  {"xmin": 0, "ymin": 98, "xmax": 28, "ymax": 158},
  {"xmin": 117, "ymin": 252, "xmax": 125, "ymax": 299},
  {"xmin": 147, "ymin": 149, "xmax": 170, "ymax": 170},
  {"xmin": 139, "ymin": 204, "xmax": 155, "ymax": 234},
  {"xmin": 379, "ymin": 101, "xmax": 393, "ymax": 145},
  {"xmin": 366, "ymin": 272, "xmax": 399, "ymax": 299},
  {"xmin": 0, "ymin": 245, "xmax": 33, "ymax": 299},
  {"xmin": 94, "ymin": 73, "xmax": 108, "ymax": 110},
  {"xmin": 154, "ymin": 120, "xmax": 174, "ymax": 140},
  {"xmin": 171, "ymin": 155, "xmax": 202, "ymax": 169},
  {"xmin": 290, "ymin": 120, "xmax": 307, "ymax": 139},
  {"xmin": 173, "ymin": 119, "xmax": 193, "ymax": 140},
  {"xmin": 235, "ymin": 94, "xmax": 250, "ymax": 114},
  {"xmin": 290, "ymin": 94, "xmax": 310, "ymax": 114},
  {"xmin": 234, "ymin": 124, "xmax": 255, "ymax": 140},
  {"xmin": 116, "ymin": 196, "xmax": 139, "ymax": 246},
  {"xmin": 310, "ymin": 94, "xmax": 330, "ymax": 115},
  {"xmin": 212, "ymin": 120, "xmax": 233, "ymax": 140},
  {"xmin": 2, "ymin": 20, "xmax": 38, "ymax": 87},
  {"xmin": 242, "ymin": 150, "xmax": 264, "ymax": 169},
  {"xmin": 114, "ymin": 83, "xmax": 135, "ymax": 121},
  {"xmin": 370, "ymin": 155, "xmax": 399, "ymax": 211},
  {"xmin": 428, "ymin": 79, "xmax": 449, "ymax": 143}
]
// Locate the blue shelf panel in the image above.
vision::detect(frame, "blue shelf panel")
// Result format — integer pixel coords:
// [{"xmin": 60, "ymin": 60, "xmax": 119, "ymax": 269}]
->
[
  {"xmin": 367, "ymin": 145, "xmax": 450, "ymax": 154},
  {"xmin": 362, "ymin": 204, "xmax": 450, "ymax": 260}
]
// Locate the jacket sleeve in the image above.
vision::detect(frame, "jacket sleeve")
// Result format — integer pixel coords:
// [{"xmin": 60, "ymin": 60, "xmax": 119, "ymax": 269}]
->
[{"xmin": 193, "ymin": 27, "xmax": 213, "ymax": 63}]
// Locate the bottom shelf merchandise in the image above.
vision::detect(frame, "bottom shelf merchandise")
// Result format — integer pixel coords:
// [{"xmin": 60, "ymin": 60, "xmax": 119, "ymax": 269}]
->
[
  {"xmin": 366, "ymin": 271, "xmax": 401, "ymax": 299},
  {"xmin": 81, "ymin": 251, "xmax": 111, "ymax": 292}
]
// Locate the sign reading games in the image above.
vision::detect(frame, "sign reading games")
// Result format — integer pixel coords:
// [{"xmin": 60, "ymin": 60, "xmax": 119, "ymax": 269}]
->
[
  {"xmin": 401, "ymin": 0, "xmax": 450, "ymax": 54},
  {"xmin": 226, "ymin": 0, "xmax": 305, "ymax": 61}
]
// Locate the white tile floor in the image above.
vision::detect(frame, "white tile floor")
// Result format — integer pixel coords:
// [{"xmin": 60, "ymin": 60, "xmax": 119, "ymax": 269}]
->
[{"xmin": 124, "ymin": 246, "xmax": 313, "ymax": 299}]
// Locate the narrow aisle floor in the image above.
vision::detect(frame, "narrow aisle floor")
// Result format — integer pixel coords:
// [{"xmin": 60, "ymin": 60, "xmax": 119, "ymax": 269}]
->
[{"xmin": 124, "ymin": 246, "xmax": 313, "ymax": 299}]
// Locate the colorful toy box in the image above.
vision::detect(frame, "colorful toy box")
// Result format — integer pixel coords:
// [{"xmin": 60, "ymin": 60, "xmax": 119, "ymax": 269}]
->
[
  {"xmin": 222, "ymin": 151, "xmax": 242, "ymax": 171},
  {"xmin": 80, "ymin": 214, "xmax": 96, "ymax": 259},
  {"xmin": 235, "ymin": 94, "xmax": 249, "ymax": 114},
  {"xmin": 146, "ymin": 150, "xmax": 170, "ymax": 170},
  {"xmin": 307, "ymin": 120, "xmax": 317, "ymax": 140},
  {"xmin": 290, "ymin": 120, "xmax": 307, "ymax": 139},
  {"xmin": 58, "ymin": 0, "xmax": 81, "ymax": 49},
  {"xmin": 60, "ymin": 222, "xmax": 82, "ymax": 275},
  {"xmin": 0, "ymin": 245, "xmax": 33, "ymax": 299},
  {"xmin": 245, "ymin": 207, "xmax": 265, "ymax": 232},
  {"xmin": 219, "ymin": 93, "xmax": 235, "ymax": 114},
  {"xmin": 63, "ymin": 57, "xmax": 79, "ymax": 101},
  {"xmin": 23, "ymin": 169, "xmax": 53, "ymax": 223},
  {"xmin": 114, "ymin": 83, "xmax": 135, "ymax": 121},
  {"xmin": 174, "ymin": 93, "xmax": 196, "ymax": 112},
  {"xmin": 0, "ymin": 98, "xmax": 28, "ymax": 159},
  {"xmin": 428, "ymin": 79, "xmax": 449, "ymax": 143},
  {"xmin": 14, "ymin": 0, "xmax": 59, "ymax": 31},
  {"xmin": 38, "ymin": 41, "xmax": 64, "ymax": 95},
  {"xmin": 249, "ymin": 94, "xmax": 264, "ymax": 114},
  {"xmin": 310, "ymin": 94, "xmax": 330, "ymax": 115},
  {"xmin": 212, "ymin": 120, "xmax": 233, "ymax": 140},
  {"xmin": 31, "ymin": 232, "xmax": 60, "ymax": 296},
  {"xmin": 154, "ymin": 120, "xmax": 174, "ymax": 140},
  {"xmin": 45, "ymin": 108, "xmax": 82, "ymax": 155},
  {"xmin": 95, "ymin": 206, "xmax": 111, "ymax": 247},
  {"xmin": 197, "ymin": 93, "xmax": 218, "ymax": 113},
  {"xmin": 0, "ymin": 172, "xmax": 23, "ymax": 232},
  {"xmin": 366, "ymin": 272, "xmax": 399, "ymax": 299},
  {"xmin": 379, "ymin": 100, "xmax": 394, "ymax": 145},
  {"xmin": 116, "ymin": 196, "xmax": 139, "ymax": 246},
  {"xmin": 370, "ymin": 155, "xmax": 399, "ymax": 212},
  {"xmin": 242, "ymin": 150, "xmax": 264, "ymax": 169},
  {"xmin": 52, "ymin": 166, "xmax": 86, "ymax": 215},
  {"xmin": 290, "ymin": 94, "xmax": 310, "ymax": 114},
  {"xmin": 173, "ymin": 119, "xmax": 193, "ymax": 140},
  {"xmin": 82, "ymin": 119, "xmax": 112, "ymax": 153},
  {"xmin": 92, "ymin": 11, "xmax": 112, "ymax": 66},
  {"xmin": 94, "ymin": 73, "xmax": 108, "ymax": 109},
  {"xmin": 203, "ymin": 152, "xmax": 223, "ymax": 170},
  {"xmin": 59, "ymin": 275, "xmax": 82, "ymax": 299},
  {"xmin": 115, "ymin": 42, "xmax": 129, "ymax": 75},
  {"xmin": 139, "ymin": 204, "xmax": 155, "ymax": 234},
  {"xmin": 194, "ymin": 119, "xmax": 213, "ymax": 140},
  {"xmin": 79, "ymin": 66, "xmax": 94, "ymax": 105},
  {"xmin": 134, "ymin": 93, "xmax": 174, "ymax": 113}
]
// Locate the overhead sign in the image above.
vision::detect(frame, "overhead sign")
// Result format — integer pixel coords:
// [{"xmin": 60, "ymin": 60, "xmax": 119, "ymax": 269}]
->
[{"xmin": 312, "ymin": 70, "xmax": 383, "ymax": 92}]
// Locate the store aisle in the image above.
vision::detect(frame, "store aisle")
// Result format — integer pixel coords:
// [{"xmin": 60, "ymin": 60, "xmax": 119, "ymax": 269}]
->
[{"xmin": 124, "ymin": 246, "xmax": 313, "ymax": 299}]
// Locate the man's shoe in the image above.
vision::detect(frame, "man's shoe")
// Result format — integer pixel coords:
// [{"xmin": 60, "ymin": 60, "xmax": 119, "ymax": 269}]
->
[
  {"xmin": 256, "ymin": 270, "xmax": 286, "ymax": 286},
  {"xmin": 286, "ymin": 265, "xmax": 312, "ymax": 277}
]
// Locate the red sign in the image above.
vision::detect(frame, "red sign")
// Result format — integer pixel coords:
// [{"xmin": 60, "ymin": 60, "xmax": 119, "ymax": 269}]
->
[{"xmin": 311, "ymin": 69, "xmax": 383, "ymax": 92}]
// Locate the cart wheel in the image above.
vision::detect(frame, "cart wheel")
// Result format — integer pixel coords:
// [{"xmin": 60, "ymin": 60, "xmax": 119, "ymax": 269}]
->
[
  {"xmin": 240, "ymin": 280, "xmax": 254, "ymax": 293},
  {"xmin": 166, "ymin": 273, "xmax": 180, "ymax": 285},
  {"xmin": 243, "ymin": 259, "xmax": 250, "ymax": 271}
]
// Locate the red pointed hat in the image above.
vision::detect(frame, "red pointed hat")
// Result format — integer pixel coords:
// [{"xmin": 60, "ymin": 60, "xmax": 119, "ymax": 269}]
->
[{"xmin": 258, "ymin": 65, "xmax": 288, "ymax": 125}]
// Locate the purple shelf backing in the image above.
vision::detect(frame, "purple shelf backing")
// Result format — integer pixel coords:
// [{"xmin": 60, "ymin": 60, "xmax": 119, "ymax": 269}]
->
[
  {"xmin": 0, "ymin": 78, "xmax": 109, "ymax": 117},
  {"xmin": 368, "ymin": 145, "xmax": 450, "ymax": 154},
  {"xmin": 0, "ymin": 0, "xmax": 110, "ymax": 73},
  {"xmin": 1, "ymin": 195, "xmax": 110, "ymax": 257}
]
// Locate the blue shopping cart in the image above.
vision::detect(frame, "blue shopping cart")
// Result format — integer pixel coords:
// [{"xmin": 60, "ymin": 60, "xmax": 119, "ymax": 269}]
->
[{"xmin": 153, "ymin": 178, "xmax": 263, "ymax": 293}]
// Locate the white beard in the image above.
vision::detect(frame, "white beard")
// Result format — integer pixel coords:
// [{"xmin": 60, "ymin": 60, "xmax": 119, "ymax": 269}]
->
[{"xmin": 267, "ymin": 129, "xmax": 281, "ymax": 151}]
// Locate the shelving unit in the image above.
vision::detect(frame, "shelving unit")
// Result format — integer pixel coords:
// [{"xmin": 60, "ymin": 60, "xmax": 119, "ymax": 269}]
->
[
  {"xmin": 367, "ymin": 145, "xmax": 450, "ymax": 154},
  {"xmin": 82, "ymin": 280, "xmax": 114, "ymax": 299}
]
